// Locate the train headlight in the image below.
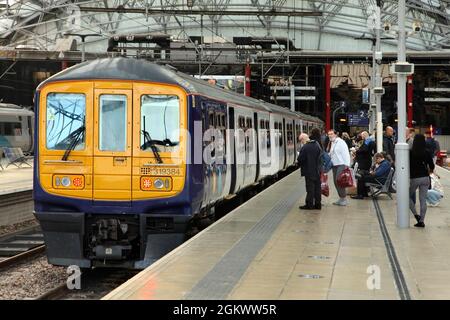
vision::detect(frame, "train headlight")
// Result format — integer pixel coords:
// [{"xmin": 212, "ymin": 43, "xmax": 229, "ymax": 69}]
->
[
  {"xmin": 154, "ymin": 178, "xmax": 164, "ymax": 189},
  {"xmin": 53, "ymin": 175, "xmax": 84, "ymax": 189},
  {"xmin": 61, "ymin": 177, "xmax": 71, "ymax": 187}
]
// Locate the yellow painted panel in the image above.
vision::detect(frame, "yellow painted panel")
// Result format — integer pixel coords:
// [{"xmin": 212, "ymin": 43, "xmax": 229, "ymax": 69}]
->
[
  {"xmin": 94, "ymin": 157, "xmax": 131, "ymax": 175},
  {"xmin": 93, "ymin": 175, "xmax": 131, "ymax": 190},
  {"xmin": 94, "ymin": 81, "xmax": 133, "ymax": 90},
  {"xmin": 93, "ymin": 190, "xmax": 131, "ymax": 201}
]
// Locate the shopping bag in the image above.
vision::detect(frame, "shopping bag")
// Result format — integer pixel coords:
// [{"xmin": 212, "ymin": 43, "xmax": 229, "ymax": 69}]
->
[
  {"xmin": 337, "ymin": 167, "xmax": 354, "ymax": 188},
  {"xmin": 321, "ymin": 172, "xmax": 330, "ymax": 197}
]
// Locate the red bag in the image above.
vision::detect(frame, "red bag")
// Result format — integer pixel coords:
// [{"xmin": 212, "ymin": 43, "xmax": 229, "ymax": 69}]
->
[
  {"xmin": 321, "ymin": 172, "xmax": 329, "ymax": 197},
  {"xmin": 337, "ymin": 167, "xmax": 354, "ymax": 188}
]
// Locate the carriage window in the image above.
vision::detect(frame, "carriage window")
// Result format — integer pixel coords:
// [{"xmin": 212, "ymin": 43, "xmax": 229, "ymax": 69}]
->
[
  {"xmin": 238, "ymin": 116, "xmax": 245, "ymax": 128},
  {"xmin": 0, "ymin": 122, "xmax": 22, "ymax": 136},
  {"xmin": 141, "ymin": 95, "xmax": 180, "ymax": 152},
  {"xmin": 46, "ymin": 93, "xmax": 85, "ymax": 150},
  {"xmin": 246, "ymin": 118, "xmax": 252, "ymax": 129},
  {"xmin": 99, "ymin": 94, "xmax": 127, "ymax": 152},
  {"xmin": 279, "ymin": 122, "xmax": 283, "ymax": 147}
]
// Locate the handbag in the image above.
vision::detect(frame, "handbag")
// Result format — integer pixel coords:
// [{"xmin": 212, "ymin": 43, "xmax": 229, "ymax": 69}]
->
[
  {"xmin": 337, "ymin": 167, "xmax": 354, "ymax": 188},
  {"xmin": 321, "ymin": 172, "xmax": 330, "ymax": 197}
]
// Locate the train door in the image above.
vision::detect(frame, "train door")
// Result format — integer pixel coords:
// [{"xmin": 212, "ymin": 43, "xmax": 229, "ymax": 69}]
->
[
  {"xmin": 93, "ymin": 89, "xmax": 132, "ymax": 205},
  {"xmin": 227, "ymin": 106, "xmax": 236, "ymax": 195},
  {"xmin": 244, "ymin": 116, "xmax": 255, "ymax": 186}
]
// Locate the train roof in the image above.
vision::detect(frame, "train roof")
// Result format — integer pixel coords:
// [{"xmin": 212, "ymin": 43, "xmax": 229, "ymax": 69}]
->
[
  {"xmin": 0, "ymin": 103, "xmax": 34, "ymax": 116},
  {"xmin": 39, "ymin": 57, "xmax": 322, "ymax": 124}
]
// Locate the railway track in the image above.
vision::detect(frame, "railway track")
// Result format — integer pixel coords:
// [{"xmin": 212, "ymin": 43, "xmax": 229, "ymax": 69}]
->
[
  {"xmin": 0, "ymin": 226, "xmax": 45, "ymax": 269},
  {"xmin": 36, "ymin": 269, "xmax": 139, "ymax": 300}
]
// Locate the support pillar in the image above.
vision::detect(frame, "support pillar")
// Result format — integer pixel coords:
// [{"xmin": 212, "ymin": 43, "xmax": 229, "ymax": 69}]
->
[{"xmin": 325, "ymin": 64, "xmax": 331, "ymax": 131}]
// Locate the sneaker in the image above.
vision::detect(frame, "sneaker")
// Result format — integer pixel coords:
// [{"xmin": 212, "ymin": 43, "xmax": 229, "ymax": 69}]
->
[
  {"xmin": 333, "ymin": 199, "xmax": 348, "ymax": 206},
  {"xmin": 299, "ymin": 205, "xmax": 314, "ymax": 210},
  {"xmin": 314, "ymin": 204, "xmax": 322, "ymax": 210},
  {"xmin": 351, "ymin": 195, "xmax": 365, "ymax": 200},
  {"xmin": 414, "ymin": 222, "xmax": 425, "ymax": 228}
]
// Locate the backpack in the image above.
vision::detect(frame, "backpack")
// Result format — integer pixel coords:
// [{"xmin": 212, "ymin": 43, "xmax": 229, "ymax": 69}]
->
[
  {"xmin": 321, "ymin": 151, "xmax": 333, "ymax": 173},
  {"xmin": 315, "ymin": 141, "xmax": 333, "ymax": 173}
]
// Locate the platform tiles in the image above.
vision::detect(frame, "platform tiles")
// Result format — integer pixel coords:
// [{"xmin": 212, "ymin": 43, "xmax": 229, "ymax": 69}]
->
[
  {"xmin": 0, "ymin": 163, "xmax": 33, "ymax": 196},
  {"xmin": 104, "ymin": 167, "xmax": 450, "ymax": 300}
]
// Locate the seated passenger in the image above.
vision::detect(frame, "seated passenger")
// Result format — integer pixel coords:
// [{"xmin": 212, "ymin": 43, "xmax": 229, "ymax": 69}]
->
[{"xmin": 351, "ymin": 153, "xmax": 391, "ymax": 199}]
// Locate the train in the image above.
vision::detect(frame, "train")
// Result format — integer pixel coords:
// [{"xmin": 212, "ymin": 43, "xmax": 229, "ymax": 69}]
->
[
  {"xmin": 33, "ymin": 57, "xmax": 323, "ymax": 269},
  {"xmin": 0, "ymin": 103, "xmax": 34, "ymax": 154}
]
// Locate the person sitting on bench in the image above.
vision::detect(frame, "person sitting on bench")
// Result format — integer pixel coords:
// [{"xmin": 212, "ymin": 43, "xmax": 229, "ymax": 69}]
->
[{"xmin": 351, "ymin": 152, "xmax": 392, "ymax": 199}]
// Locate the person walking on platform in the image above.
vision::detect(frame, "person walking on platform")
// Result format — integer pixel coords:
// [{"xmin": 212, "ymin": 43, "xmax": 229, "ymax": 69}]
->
[
  {"xmin": 383, "ymin": 126, "xmax": 396, "ymax": 161},
  {"xmin": 327, "ymin": 129, "xmax": 351, "ymax": 206},
  {"xmin": 297, "ymin": 133, "xmax": 322, "ymax": 210},
  {"xmin": 410, "ymin": 134, "xmax": 435, "ymax": 228}
]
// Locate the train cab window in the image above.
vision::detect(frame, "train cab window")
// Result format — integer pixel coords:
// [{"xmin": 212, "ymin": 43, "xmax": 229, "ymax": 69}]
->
[
  {"xmin": 260, "ymin": 120, "xmax": 265, "ymax": 130},
  {"xmin": 140, "ymin": 95, "xmax": 180, "ymax": 152},
  {"xmin": 99, "ymin": 94, "xmax": 127, "ymax": 152},
  {"xmin": 46, "ymin": 93, "xmax": 86, "ymax": 150}
]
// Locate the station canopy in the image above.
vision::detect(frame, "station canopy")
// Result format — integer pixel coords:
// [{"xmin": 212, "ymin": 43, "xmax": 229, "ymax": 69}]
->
[{"xmin": 0, "ymin": 0, "xmax": 449, "ymax": 53}]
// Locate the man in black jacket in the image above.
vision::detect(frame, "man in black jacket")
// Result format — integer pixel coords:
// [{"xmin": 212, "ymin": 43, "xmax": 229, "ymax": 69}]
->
[
  {"xmin": 382, "ymin": 126, "xmax": 395, "ymax": 161},
  {"xmin": 297, "ymin": 133, "xmax": 322, "ymax": 210}
]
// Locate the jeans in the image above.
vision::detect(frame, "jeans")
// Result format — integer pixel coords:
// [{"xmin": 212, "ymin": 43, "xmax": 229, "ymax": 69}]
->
[{"xmin": 409, "ymin": 176, "xmax": 430, "ymax": 223}]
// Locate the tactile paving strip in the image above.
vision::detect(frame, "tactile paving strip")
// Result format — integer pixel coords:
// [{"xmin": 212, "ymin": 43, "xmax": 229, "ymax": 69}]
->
[{"xmin": 184, "ymin": 181, "xmax": 304, "ymax": 300}]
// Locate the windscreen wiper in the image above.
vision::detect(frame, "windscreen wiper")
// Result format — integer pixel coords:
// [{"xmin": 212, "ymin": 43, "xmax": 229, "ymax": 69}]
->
[
  {"xmin": 62, "ymin": 125, "xmax": 85, "ymax": 161},
  {"xmin": 142, "ymin": 116, "xmax": 163, "ymax": 164}
]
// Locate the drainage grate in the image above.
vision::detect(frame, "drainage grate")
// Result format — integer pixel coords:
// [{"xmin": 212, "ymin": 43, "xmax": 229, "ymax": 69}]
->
[
  {"xmin": 312, "ymin": 241, "xmax": 335, "ymax": 245},
  {"xmin": 298, "ymin": 274, "xmax": 324, "ymax": 279},
  {"xmin": 308, "ymin": 255, "xmax": 331, "ymax": 260}
]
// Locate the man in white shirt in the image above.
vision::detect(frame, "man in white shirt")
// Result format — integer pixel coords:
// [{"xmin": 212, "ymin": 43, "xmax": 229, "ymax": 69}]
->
[{"xmin": 327, "ymin": 129, "xmax": 351, "ymax": 206}]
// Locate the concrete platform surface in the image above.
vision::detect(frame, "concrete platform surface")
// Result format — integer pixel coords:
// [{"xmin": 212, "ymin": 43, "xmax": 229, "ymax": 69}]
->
[
  {"xmin": 0, "ymin": 160, "xmax": 33, "ymax": 196},
  {"xmin": 103, "ymin": 167, "xmax": 450, "ymax": 300}
]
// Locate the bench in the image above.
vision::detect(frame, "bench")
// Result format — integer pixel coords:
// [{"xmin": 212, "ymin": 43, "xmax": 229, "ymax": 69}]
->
[
  {"xmin": 365, "ymin": 167, "xmax": 395, "ymax": 199},
  {"xmin": 3, "ymin": 147, "xmax": 32, "ymax": 168}
]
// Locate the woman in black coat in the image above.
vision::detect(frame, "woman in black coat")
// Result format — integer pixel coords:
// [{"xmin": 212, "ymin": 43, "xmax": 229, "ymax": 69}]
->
[{"xmin": 409, "ymin": 134, "xmax": 435, "ymax": 228}]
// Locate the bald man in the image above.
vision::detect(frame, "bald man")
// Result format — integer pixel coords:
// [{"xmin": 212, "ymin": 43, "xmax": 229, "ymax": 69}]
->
[
  {"xmin": 383, "ymin": 126, "xmax": 395, "ymax": 161},
  {"xmin": 297, "ymin": 132, "xmax": 322, "ymax": 210}
]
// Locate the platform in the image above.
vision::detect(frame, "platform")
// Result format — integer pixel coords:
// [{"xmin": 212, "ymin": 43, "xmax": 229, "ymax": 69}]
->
[
  {"xmin": 103, "ymin": 166, "xmax": 450, "ymax": 300},
  {"xmin": 0, "ymin": 161, "xmax": 33, "ymax": 196}
]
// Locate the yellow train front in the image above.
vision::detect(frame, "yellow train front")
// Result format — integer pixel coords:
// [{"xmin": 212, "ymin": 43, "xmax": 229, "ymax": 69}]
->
[
  {"xmin": 34, "ymin": 57, "xmax": 323, "ymax": 269},
  {"xmin": 34, "ymin": 58, "xmax": 192, "ymax": 268}
]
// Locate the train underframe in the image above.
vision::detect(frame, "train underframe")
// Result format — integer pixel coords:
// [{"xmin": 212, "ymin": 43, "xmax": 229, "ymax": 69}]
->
[{"xmin": 35, "ymin": 211, "xmax": 190, "ymax": 269}]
